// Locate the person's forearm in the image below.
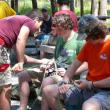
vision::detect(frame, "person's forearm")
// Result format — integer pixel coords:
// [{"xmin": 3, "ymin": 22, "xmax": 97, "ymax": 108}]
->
[
  {"xmin": 93, "ymin": 77, "xmax": 110, "ymax": 88},
  {"xmin": 16, "ymin": 39, "xmax": 25, "ymax": 63},
  {"xmin": 24, "ymin": 55, "xmax": 43, "ymax": 64},
  {"xmin": 63, "ymin": 59, "xmax": 82, "ymax": 82},
  {"xmin": 75, "ymin": 62, "xmax": 88, "ymax": 75},
  {"xmin": 16, "ymin": 26, "xmax": 30, "ymax": 63}
]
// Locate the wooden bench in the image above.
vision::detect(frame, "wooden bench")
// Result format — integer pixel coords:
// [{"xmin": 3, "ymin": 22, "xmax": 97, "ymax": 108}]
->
[{"xmin": 40, "ymin": 45, "xmax": 55, "ymax": 54}]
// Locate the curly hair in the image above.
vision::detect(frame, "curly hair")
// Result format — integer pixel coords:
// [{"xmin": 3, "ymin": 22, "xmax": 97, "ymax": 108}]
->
[
  {"xmin": 52, "ymin": 14, "xmax": 73, "ymax": 30},
  {"xmin": 86, "ymin": 21, "xmax": 109, "ymax": 40}
]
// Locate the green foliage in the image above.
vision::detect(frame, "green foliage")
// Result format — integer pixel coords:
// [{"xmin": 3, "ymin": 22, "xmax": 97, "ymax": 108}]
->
[
  {"xmin": 19, "ymin": 7, "xmax": 32, "ymax": 15},
  {"xmin": 18, "ymin": 0, "xmax": 32, "ymax": 14},
  {"xmin": 18, "ymin": 0, "xmax": 110, "ymax": 19}
]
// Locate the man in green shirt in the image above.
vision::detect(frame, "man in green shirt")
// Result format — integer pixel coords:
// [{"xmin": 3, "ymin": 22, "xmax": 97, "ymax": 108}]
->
[{"xmin": 41, "ymin": 14, "xmax": 85, "ymax": 110}]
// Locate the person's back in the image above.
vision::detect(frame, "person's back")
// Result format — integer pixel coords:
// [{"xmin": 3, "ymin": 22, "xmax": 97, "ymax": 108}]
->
[
  {"xmin": 0, "ymin": 15, "xmax": 36, "ymax": 47},
  {"xmin": 0, "ymin": 1, "xmax": 16, "ymax": 19}
]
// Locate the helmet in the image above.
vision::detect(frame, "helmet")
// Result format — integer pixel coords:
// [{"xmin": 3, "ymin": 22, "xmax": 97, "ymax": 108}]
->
[{"xmin": 78, "ymin": 14, "xmax": 99, "ymax": 39}]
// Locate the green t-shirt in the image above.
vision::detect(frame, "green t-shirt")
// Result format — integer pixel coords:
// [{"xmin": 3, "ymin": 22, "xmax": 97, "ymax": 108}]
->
[
  {"xmin": 55, "ymin": 31, "xmax": 85, "ymax": 69},
  {"xmin": 54, "ymin": 36, "xmax": 65, "ymax": 59}
]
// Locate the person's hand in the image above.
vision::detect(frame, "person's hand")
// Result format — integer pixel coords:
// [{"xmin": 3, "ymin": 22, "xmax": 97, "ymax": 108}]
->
[
  {"xmin": 12, "ymin": 62, "xmax": 24, "ymax": 73},
  {"xmin": 40, "ymin": 64, "xmax": 47, "ymax": 71},
  {"xmin": 57, "ymin": 68, "xmax": 66, "ymax": 77},
  {"xmin": 41, "ymin": 58, "xmax": 50, "ymax": 64},
  {"xmin": 58, "ymin": 84, "xmax": 71, "ymax": 94},
  {"xmin": 40, "ymin": 63, "xmax": 51, "ymax": 71},
  {"xmin": 74, "ymin": 80, "xmax": 92, "ymax": 89},
  {"xmin": 40, "ymin": 60, "xmax": 53, "ymax": 71}
]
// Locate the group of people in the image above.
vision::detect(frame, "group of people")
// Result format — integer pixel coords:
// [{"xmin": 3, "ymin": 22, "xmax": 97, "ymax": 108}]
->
[{"xmin": 0, "ymin": 1, "xmax": 110, "ymax": 110}]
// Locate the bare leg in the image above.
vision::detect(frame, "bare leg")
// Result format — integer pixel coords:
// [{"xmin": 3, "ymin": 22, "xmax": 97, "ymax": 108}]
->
[
  {"xmin": 43, "ymin": 84, "xmax": 60, "ymax": 110},
  {"xmin": 41, "ymin": 77, "xmax": 55, "ymax": 110},
  {"xmin": 19, "ymin": 71, "xmax": 31, "ymax": 110},
  {"xmin": 0, "ymin": 84, "xmax": 12, "ymax": 110},
  {"xmin": 82, "ymin": 99, "xmax": 101, "ymax": 110}
]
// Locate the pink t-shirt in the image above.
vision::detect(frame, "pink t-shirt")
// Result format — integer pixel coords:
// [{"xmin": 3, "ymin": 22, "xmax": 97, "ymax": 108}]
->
[
  {"xmin": 0, "ymin": 15, "xmax": 36, "ymax": 47},
  {"xmin": 55, "ymin": 10, "xmax": 78, "ymax": 32}
]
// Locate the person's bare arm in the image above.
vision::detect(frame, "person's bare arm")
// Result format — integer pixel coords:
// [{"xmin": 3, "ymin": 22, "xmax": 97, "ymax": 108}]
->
[
  {"xmin": 63, "ymin": 59, "xmax": 82, "ymax": 82},
  {"xmin": 16, "ymin": 26, "xmax": 30, "ymax": 63},
  {"xmin": 24, "ymin": 55, "xmax": 49, "ymax": 64},
  {"xmin": 93, "ymin": 77, "xmax": 110, "ymax": 88},
  {"xmin": 75, "ymin": 62, "xmax": 88, "ymax": 75},
  {"xmin": 12, "ymin": 26, "xmax": 30, "ymax": 72}
]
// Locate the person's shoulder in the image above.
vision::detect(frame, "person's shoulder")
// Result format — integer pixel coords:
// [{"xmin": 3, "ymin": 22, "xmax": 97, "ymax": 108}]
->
[
  {"xmin": 0, "ymin": 1, "xmax": 8, "ymax": 5},
  {"xmin": 16, "ymin": 15, "xmax": 32, "ymax": 20}
]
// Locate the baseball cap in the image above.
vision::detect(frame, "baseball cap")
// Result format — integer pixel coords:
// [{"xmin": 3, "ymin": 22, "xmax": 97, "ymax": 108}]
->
[
  {"xmin": 41, "ymin": 7, "xmax": 48, "ymax": 12},
  {"xmin": 78, "ymin": 14, "xmax": 99, "ymax": 39}
]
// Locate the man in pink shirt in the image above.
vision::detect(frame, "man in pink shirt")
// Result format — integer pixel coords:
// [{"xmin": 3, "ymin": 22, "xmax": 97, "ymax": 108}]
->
[{"xmin": 0, "ymin": 13, "xmax": 43, "ymax": 110}]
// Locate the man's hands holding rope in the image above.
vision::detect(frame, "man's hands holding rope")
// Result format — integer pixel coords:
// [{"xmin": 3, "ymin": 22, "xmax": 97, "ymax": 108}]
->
[
  {"xmin": 58, "ymin": 80, "xmax": 94, "ymax": 94},
  {"xmin": 40, "ymin": 59, "xmax": 54, "ymax": 71}
]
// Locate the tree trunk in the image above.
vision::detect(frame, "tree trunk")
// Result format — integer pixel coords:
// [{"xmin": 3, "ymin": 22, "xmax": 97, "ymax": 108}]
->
[
  {"xmin": 91, "ymin": 0, "xmax": 98, "ymax": 15},
  {"xmin": 99, "ymin": 0, "xmax": 107, "ymax": 16},
  {"xmin": 32, "ymin": 0, "xmax": 38, "ymax": 9},
  {"xmin": 75, "ymin": 0, "xmax": 79, "ymax": 7},
  {"xmin": 11, "ymin": 0, "xmax": 14, "ymax": 9},
  {"xmin": 50, "ymin": 0, "xmax": 57, "ymax": 15},
  {"xmin": 70, "ymin": 0, "xmax": 74, "ymax": 11},
  {"xmin": 11, "ymin": 0, "xmax": 18, "ymax": 13},
  {"xmin": 107, "ymin": 0, "xmax": 110, "ymax": 3},
  {"xmin": 80, "ymin": 0, "xmax": 84, "ymax": 16}
]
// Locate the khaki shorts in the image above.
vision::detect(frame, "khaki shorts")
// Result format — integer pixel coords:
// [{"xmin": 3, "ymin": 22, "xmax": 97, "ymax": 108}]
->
[
  {"xmin": 0, "ymin": 46, "xmax": 11, "ymax": 87},
  {"xmin": 0, "ymin": 67, "xmax": 12, "ymax": 87}
]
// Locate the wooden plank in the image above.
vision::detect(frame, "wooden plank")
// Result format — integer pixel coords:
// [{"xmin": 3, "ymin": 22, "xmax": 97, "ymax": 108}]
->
[{"xmin": 40, "ymin": 45, "xmax": 55, "ymax": 54}]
